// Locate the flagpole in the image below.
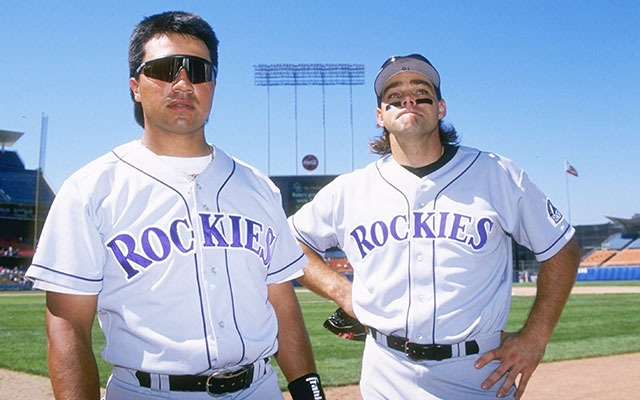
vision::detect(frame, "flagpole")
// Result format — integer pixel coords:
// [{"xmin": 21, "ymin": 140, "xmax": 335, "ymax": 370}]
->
[{"xmin": 564, "ymin": 158, "xmax": 572, "ymax": 224}]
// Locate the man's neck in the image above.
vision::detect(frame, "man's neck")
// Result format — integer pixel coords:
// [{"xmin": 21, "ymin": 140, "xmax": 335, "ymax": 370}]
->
[
  {"xmin": 141, "ymin": 130, "xmax": 211, "ymax": 157},
  {"xmin": 389, "ymin": 133, "xmax": 443, "ymax": 168}
]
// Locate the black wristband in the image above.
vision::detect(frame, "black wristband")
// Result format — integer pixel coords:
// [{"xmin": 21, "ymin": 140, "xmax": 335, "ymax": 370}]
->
[{"xmin": 287, "ymin": 373, "xmax": 326, "ymax": 400}]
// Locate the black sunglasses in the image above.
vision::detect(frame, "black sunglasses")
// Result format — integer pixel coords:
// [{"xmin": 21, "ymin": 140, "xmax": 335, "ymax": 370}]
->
[{"xmin": 135, "ymin": 54, "xmax": 216, "ymax": 84}]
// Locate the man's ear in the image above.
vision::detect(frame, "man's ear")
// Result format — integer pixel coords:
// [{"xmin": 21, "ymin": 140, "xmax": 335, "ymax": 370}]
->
[
  {"xmin": 130, "ymin": 77, "xmax": 141, "ymax": 102},
  {"xmin": 438, "ymin": 99, "xmax": 447, "ymax": 120},
  {"xmin": 376, "ymin": 107, "xmax": 384, "ymax": 128}
]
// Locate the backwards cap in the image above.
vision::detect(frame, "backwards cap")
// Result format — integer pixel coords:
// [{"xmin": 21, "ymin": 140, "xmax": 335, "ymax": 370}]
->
[{"xmin": 374, "ymin": 54, "xmax": 441, "ymax": 101}]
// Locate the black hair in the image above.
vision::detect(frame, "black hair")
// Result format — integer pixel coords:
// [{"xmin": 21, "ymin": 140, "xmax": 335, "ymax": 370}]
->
[{"xmin": 128, "ymin": 11, "xmax": 219, "ymax": 127}]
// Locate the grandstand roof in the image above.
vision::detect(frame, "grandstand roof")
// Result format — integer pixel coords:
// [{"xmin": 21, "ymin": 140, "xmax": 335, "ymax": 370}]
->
[
  {"xmin": 606, "ymin": 215, "xmax": 640, "ymax": 228},
  {"xmin": 0, "ymin": 129, "xmax": 24, "ymax": 149},
  {"xmin": 0, "ymin": 150, "xmax": 55, "ymax": 206}
]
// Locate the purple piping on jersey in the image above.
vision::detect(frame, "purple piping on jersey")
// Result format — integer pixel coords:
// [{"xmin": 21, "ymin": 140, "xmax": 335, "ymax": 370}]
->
[
  {"xmin": 534, "ymin": 224, "xmax": 572, "ymax": 256},
  {"xmin": 374, "ymin": 160, "xmax": 413, "ymax": 336},
  {"xmin": 112, "ymin": 150, "xmax": 214, "ymax": 369},
  {"xmin": 29, "ymin": 263, "xmax": 103, "ymax": 282},
  {"xmin": 267, "ymin": 252, "xmax": 305, "ymax": 276},
  {"xmin": 290, "ymin": 215, "xmax": 326, "ymax": 256},
  {"xmin": 430, "ymin": 150, "xmax": 482, "ymax": 342},
  {"xmin": 215, "ymin": 159, "xmax": 248, "ymax": 364}
]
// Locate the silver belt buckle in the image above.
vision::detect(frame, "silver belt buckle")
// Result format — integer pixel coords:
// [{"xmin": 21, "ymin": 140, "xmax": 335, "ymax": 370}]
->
[
  {"xmin": 403, "ymin": 340, "xmax": 416, "ymax": 360},
  {"xmin": 205, "ymin": 368, "xmax": 248, "ymax": 397}
]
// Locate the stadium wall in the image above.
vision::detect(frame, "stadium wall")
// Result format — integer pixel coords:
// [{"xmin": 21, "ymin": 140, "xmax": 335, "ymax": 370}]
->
[{"xmin": 576, "ymin": 266, "xmax": 640, "ymax": 281}]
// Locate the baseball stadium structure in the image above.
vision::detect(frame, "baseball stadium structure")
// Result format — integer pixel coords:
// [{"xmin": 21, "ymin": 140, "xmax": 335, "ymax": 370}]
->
[
  {"xmin": 270, "ymin": 174, "xmax": 640, "ymax": 281},
  {"xmin": 0, "ymin": 130, "xmax": 55, "ymax": 289},
  {"xmin": 0, "ymin": 131, "xmax": 637, "ymax": 289}
]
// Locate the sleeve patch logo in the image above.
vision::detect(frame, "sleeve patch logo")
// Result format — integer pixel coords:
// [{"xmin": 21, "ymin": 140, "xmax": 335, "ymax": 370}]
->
[{"xmin": 546, "ymin": 198, "xmax": 563, "ymax": 225}]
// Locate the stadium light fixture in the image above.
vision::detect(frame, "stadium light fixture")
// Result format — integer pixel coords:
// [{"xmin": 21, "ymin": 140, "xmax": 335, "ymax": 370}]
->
[{"xmin": 254, "ymin": 64, "xmax": 364, "ymax": 175}]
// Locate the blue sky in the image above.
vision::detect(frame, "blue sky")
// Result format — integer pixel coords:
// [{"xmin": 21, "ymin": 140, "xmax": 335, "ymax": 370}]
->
[{"xmin": 1, "ymin": 1, "xmax": 638, "ymax": 225}]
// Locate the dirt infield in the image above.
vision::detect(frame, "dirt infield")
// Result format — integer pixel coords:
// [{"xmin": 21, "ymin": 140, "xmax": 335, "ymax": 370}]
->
[
  {"xmin": 2, "ymin": 353, "xmax": 639, "ymax": 400},
  {"xmin": 2, "ymin": 286, "xmax": 639, "ymax": 399},
  {"xmin": 511, "ymin": 285, "xmax": 640, "ymax": 296}
]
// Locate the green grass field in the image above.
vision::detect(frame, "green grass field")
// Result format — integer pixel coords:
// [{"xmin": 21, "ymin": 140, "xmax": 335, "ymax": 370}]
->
[{"xmin": 1, "ymin": 282, "xmax": 639, "ymax": 390}]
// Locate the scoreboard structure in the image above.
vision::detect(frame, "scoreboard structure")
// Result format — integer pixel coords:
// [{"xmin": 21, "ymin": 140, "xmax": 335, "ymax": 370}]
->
[{"xmin": 270, "ymin": 174, "xmax": 337, "ymax": 217}]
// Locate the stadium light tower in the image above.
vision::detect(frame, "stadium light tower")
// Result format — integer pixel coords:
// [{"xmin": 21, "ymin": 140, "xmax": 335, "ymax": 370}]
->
[{"xmin": 254, "ymin": 63, "xmax": 364, "ymax": 175}]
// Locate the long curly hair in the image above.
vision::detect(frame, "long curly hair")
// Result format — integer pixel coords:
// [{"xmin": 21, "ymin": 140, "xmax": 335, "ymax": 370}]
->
[{"xmin": 369, "ymin": 121, "xmax": 459, "ymax": 155}]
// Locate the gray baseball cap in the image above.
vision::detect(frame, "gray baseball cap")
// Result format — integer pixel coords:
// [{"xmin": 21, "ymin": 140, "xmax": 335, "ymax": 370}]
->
[{"xmin": 374, "ymin": 54, "xmax": 441, "ymax": 100}]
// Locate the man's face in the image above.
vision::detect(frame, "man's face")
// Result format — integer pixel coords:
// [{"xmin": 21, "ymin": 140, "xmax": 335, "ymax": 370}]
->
[
  {"xmin": 129, "ymin": 33, "xmax": 215, "ymax": 137},
  {"xmin": 376, "ymin": 71, "xmax": 446, "ymax": 140}
]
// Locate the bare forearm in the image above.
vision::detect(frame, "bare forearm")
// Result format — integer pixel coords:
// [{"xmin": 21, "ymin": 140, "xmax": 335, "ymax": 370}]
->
[
  {"xmin": 296, "ymin": 242, "xmax": 353, "ymax": 315},
  {"xmin": 46, "ymin": 292, "xmax": 100, "ymax": 400},
  {"xmin": 476, "ymin": 237, "xmax": 581, "ymax": 399},
  {"xmin": 47, "ymin": 331, "xmax": 101, "ymax": 399},
  {"xmin": 269, "ymin": 282, "xmax": 317, "ymax": 382},
  {"xmin": 521, "ymin": 237, "xmax": 581, "ymax": 342}
]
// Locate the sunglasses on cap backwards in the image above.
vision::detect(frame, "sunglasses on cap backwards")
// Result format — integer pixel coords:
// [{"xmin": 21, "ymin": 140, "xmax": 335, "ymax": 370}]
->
[
  {"xmin": 135, "ymin": 54, "xmax": 217, "ymax": 84},
  {"xmin": 375, "ymin": 53, "xmax": 441, "ymax": 101},
  {"xmin": 378, "ymin": 53, "xmax": 431, "ymax": 70}
]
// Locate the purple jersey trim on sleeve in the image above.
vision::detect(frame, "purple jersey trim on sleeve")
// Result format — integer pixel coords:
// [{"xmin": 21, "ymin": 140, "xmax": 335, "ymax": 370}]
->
[
  {"xmin": 267, "ymin": 252, "xmax": 306, "ymax": 277},
  {"xmin": 290, "ymin": 215, "xmax": 326, "ymax": 255},
  {"xmin": 29, "ymin": 264, "xmax": 103, "ymax": 282},
  {"xmin": 533, "ymin": 224, "xmax": 573, "ymax": 256}
]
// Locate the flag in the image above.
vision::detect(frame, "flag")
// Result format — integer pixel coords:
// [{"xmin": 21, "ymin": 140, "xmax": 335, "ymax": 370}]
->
[{"xmin": 565, "ymin": 160, "xmax": 578, "ymax": 177}]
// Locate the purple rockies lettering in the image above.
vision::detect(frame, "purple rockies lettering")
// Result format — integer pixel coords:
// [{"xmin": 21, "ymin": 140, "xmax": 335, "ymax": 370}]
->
[
  {"xmin": 413, "ymin": 212, "xmax": 437, "ymax": 239},
  {"xmin": 467, "ymin": 217, "xmax": 494, "ymax": 250},
  {"xmin": 348, "ymin": 211, "xmax": 495, "ymax": 259},
  {"xmin": 107, "ymin": 214, "xmax": 277, "ymax": 279},
  {"xmin": 106, "ymin": 234, "xmax": 153, "ymax": 279},
  {"xmin": 200, "ymin": 214, "xmax": 230, "ymax": 247},
  {"xmin": 350, "ymin": 225, "xmax": 375, "ymax": 258}
]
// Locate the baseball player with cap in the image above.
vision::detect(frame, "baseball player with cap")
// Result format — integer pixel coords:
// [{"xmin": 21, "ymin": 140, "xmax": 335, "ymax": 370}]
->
[
  {"xmin": 290, "ymin": 54, "xmax": 580, "ymax": 399},
  {"xmin": 26, "ymin": 11, "xmax": 324, "ymax": 400}
]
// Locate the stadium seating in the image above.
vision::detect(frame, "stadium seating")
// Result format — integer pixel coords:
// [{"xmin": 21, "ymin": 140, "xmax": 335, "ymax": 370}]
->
[
  {"xmin": 603, "ymin": 249, "xmax": 640, "ymax": 267},
  {"xmin": 326, "ymin": 257, "xmax": 353, "ymax": 272},
  {"xmin": 579, "ymin": 249, "xmax": 617, "ymax": 267},
  {"xmin": 603, "ymin": 233, "xmax": 634, "ymax": 250},
  {"xmin": 627, "ymin": 238, "xmax": 640, "ymax": 249},
  {"xmin": 0, "ymin": 237, "xmax": 34, "ymax": 257}
]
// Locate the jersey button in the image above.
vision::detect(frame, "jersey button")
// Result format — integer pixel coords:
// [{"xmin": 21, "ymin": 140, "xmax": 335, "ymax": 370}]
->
[
  {"xmin": 418, "ymin": 294, "xmax": 425, "ymax": 302},
  {"xmin": 211, "ymin": 267, "xmax": 217, "ymax": 274},
  {"xmin": 416, "ymin": 254, "xmax": 424, "ymax": 262},
  {"xmin": 218, "ymin": 321, "xmax": 225, "ymax": 328},
  {"xmin": 418, "ymin": 202, "xmax": 425, "ymax": 208}
]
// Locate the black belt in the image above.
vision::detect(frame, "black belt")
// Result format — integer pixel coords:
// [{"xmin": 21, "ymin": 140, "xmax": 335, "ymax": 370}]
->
[
  {"xmin": 370, "ymin": 328, "xmax": 479, "ymax": 361},
  {"xmin": 135, "ymin": 358, "xmax": 268, "ymax": 396}
]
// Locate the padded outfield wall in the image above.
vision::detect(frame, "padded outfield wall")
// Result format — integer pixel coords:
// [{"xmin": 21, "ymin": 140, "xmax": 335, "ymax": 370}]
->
[{"xmin": 576, "ymin": 266, "xmax": 640, "ymax": 281}]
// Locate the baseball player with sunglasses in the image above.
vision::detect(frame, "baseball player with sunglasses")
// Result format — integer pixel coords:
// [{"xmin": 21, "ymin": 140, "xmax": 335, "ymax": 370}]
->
[
  {"xmin": 290, "ymin": 54, "xmax": 580, "ymax": 399},
  {"xmin": 27, "ymin": 11, "xmax": 324, "ymax": 400}
]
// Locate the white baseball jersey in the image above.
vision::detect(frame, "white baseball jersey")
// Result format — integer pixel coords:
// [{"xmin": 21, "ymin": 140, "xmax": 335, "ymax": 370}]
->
[
  {"xmin": 290, "ymin": 145, "xmax": 574, "ymax": 344},
  {"xmin": 26, "ymin": 140, "xmax": 306, "ymax": 374}
]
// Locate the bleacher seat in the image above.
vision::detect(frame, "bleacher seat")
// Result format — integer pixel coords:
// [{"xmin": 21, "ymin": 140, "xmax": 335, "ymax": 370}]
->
[
  {"xmin": 627, "ymin": 238, "xmax": 640, "ymax": 249},
  {"xmin": 580, "ymin": 249, "xmax": 617, "ymax": 267},
  {"xmin": 604, "ymin": 233, "xmax": 633, "ymax": 250},
  {"xmin": 326, "ymin": 257, "xmax": 353, "ymax": 272},
  {"xmin": 604, "ymin": 249, "xmax": 640, "ymax": 267}
]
